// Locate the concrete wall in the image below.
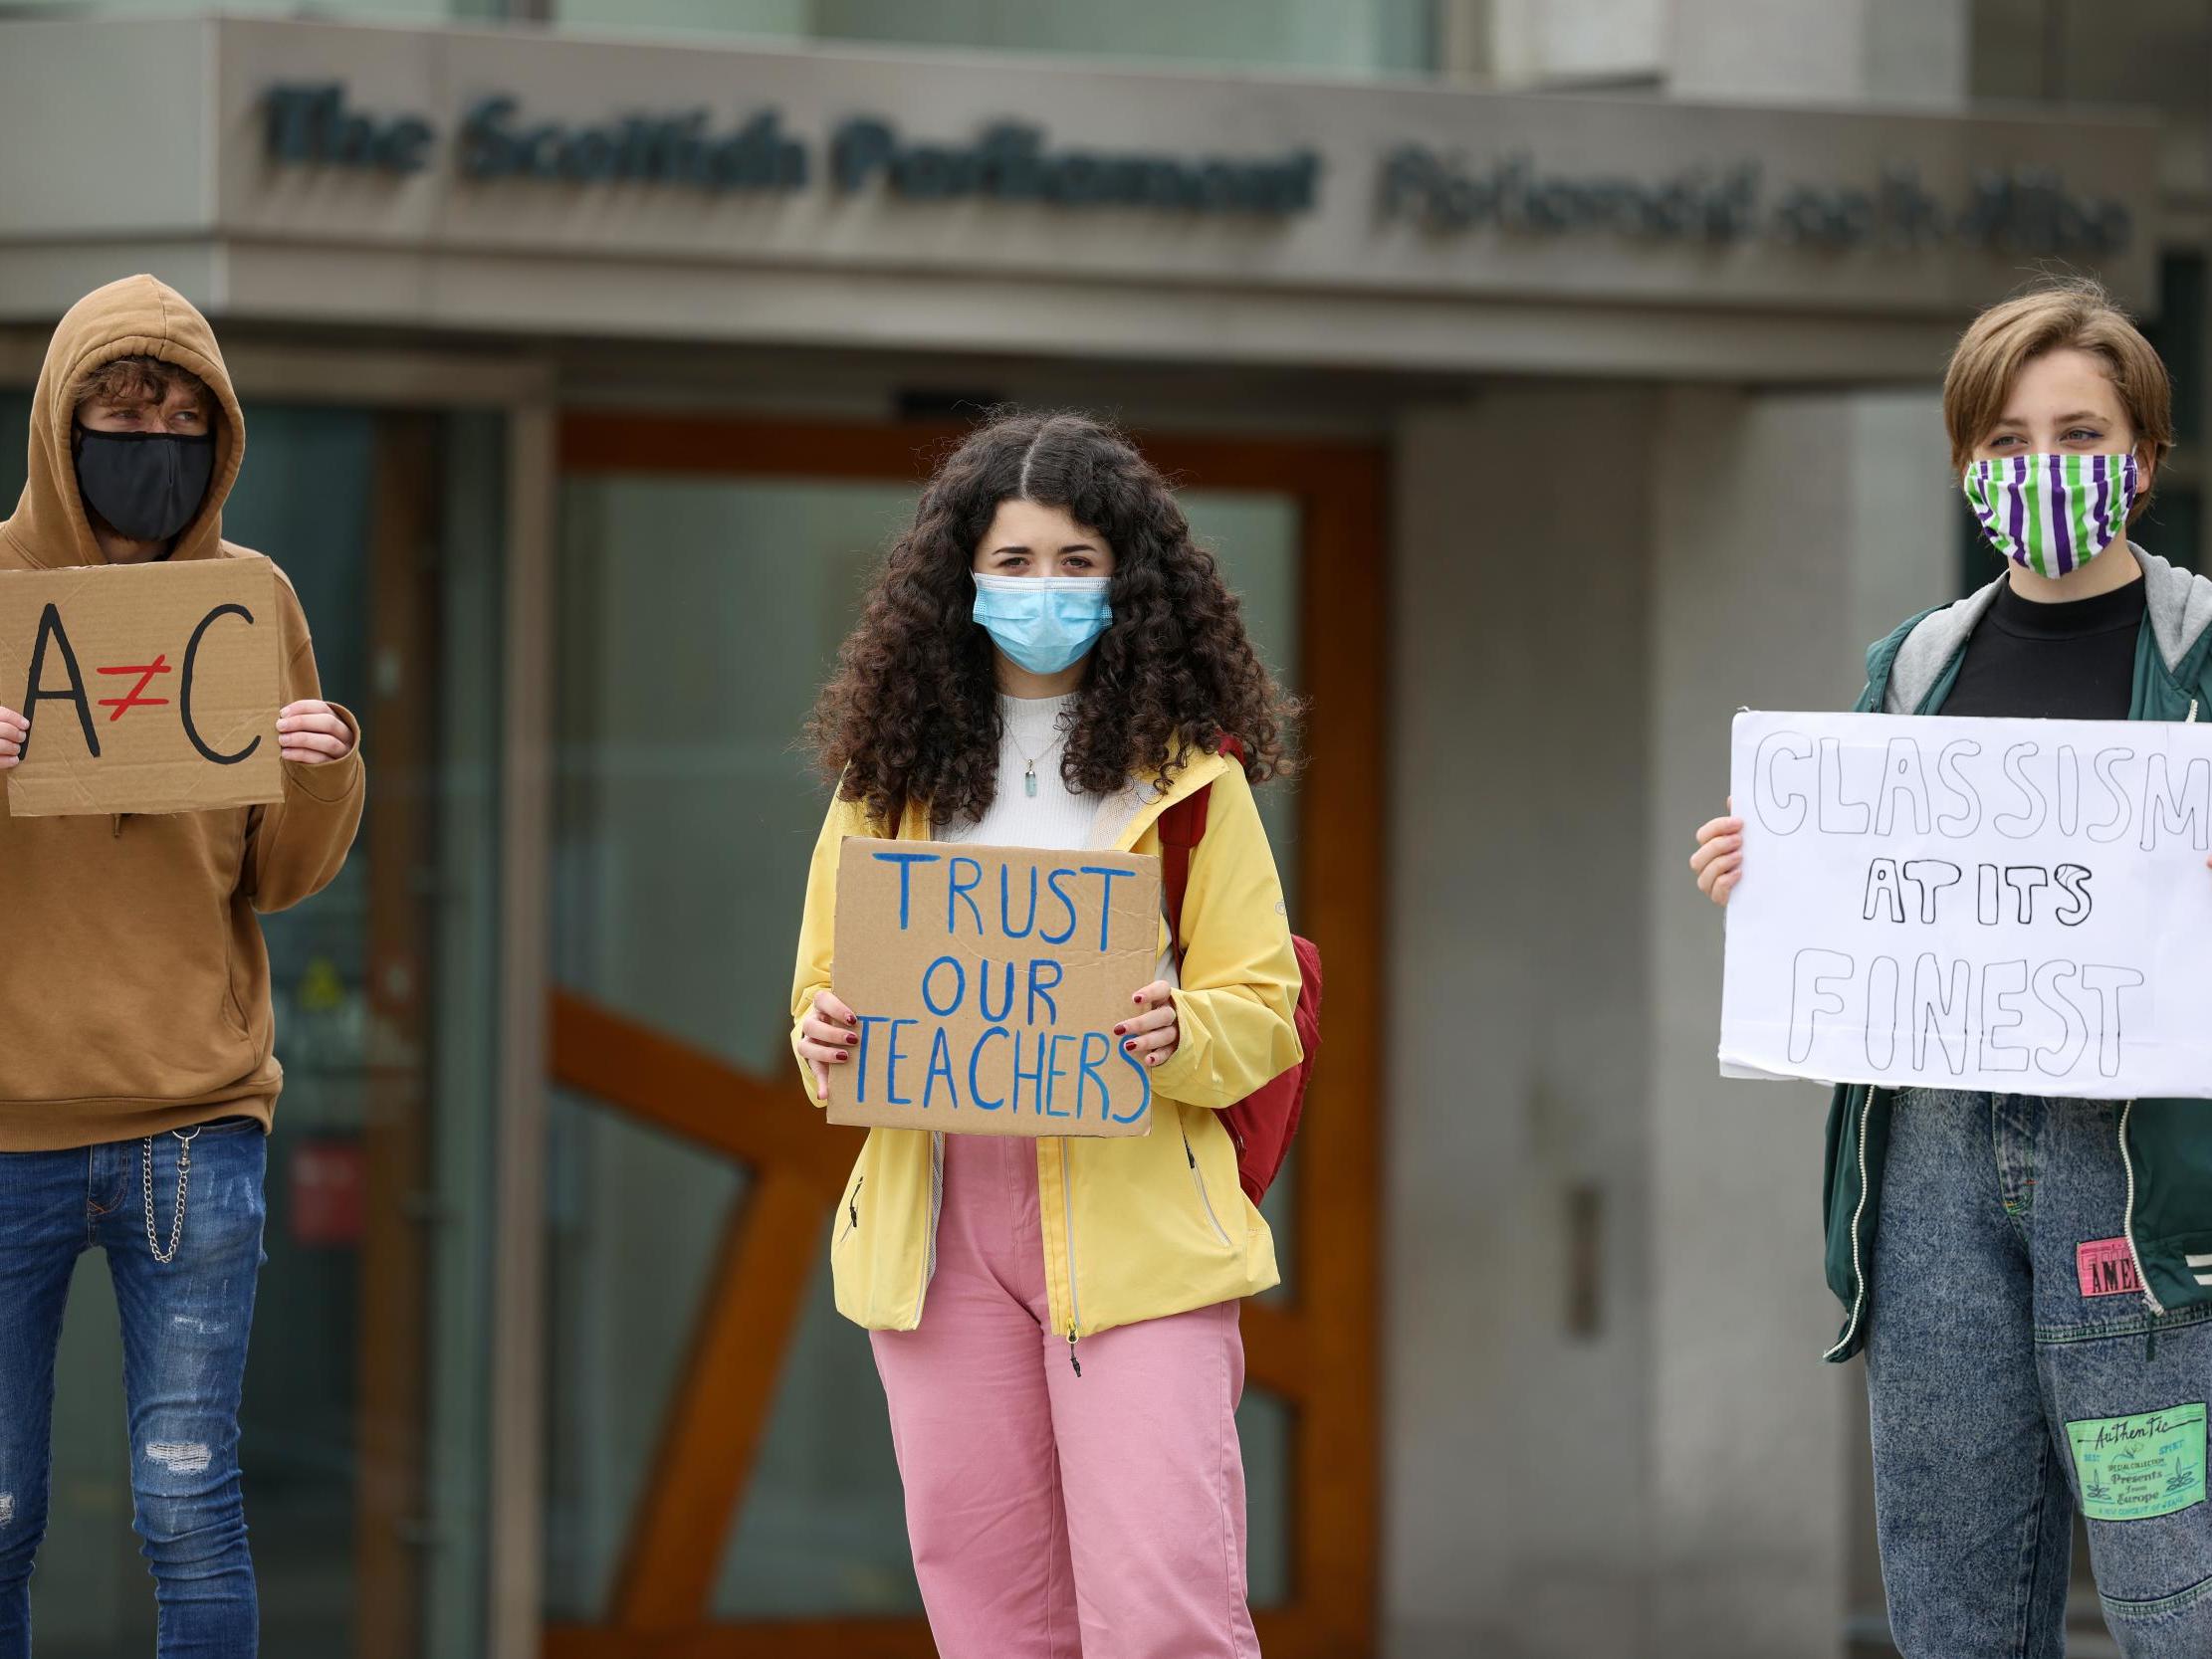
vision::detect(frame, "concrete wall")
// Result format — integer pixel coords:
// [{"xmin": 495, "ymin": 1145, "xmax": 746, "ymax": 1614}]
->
[
  {"xmin": 1668, "ymin": 0, "xmax": 1970, "ymax": 108},
  {"xmin": 1385, "ymin": 385, "xmax": 1952, "ymax": 1657},
  {"xmin": 1386, "ymin": 388, "xmax": 1659, "ymax": 1658},
  {"xmin": 1643, "ymin": 388, "xmax": 1946, "ymax": 1657}
]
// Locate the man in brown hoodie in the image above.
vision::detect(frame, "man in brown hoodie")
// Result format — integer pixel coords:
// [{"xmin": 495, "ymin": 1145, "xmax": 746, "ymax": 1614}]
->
[{"xmin": 0, "ymin": 276, "xmax": 364, "ymax": 1657}]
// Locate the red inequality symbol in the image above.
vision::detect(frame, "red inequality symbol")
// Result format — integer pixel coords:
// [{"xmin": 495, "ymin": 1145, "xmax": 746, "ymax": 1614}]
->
[{"xmin": 96, "ymin": 654, "xmax": 172, "ymax": 722}]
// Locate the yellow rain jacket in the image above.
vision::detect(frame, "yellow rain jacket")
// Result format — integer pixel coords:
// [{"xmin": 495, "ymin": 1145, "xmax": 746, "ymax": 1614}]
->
[{"xmin": 790, "ymin": 747, "xmax": 1303, "ymax": 1343}]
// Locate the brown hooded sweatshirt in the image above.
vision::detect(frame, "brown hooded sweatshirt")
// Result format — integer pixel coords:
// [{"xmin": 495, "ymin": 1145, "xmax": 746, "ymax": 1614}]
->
[{"xmin": 0, "ymin": 275, "xmax": 365, "ymax": 1151}]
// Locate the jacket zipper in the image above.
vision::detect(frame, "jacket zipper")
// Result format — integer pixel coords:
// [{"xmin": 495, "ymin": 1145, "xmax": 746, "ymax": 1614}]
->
[
  {"xmin": 1822, "ymin": 1087, "xmax": 1880, "ymax": 1360},
  {"xmin": 837, "ymin": 1176, "xmax": 863, "ymax": 1245},
  {"xmin": 1183, "ymin": 1126, "xmax": 1232, "ymax": 1247},
  {"xmin": 1059, "ymin": 1138, "xmax": 1083, "ymax": 1375},
  {"xmin": 1038, "ymin": 759, "xmax": 1229, "ymax": 1370},
  {"xmin": 2118, "ymin": 1100, "xmax": 2167, "ymax": 1317}
]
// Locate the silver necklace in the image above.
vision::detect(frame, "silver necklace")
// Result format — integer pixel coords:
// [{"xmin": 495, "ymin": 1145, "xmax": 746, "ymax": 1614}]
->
[{"xmin": 1008, "ymin": 721, "xmax": 1067, "ymax": 799}]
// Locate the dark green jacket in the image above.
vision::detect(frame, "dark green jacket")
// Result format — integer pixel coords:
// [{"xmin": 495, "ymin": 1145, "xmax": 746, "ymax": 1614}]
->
[{"xmin": 1823, "ymin": 549, "xmax": 2212, "ymax": 1361}]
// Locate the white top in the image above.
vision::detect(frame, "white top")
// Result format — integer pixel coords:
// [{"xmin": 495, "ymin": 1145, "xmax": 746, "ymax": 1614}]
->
[{"xmin": 941, "ymin": 692, "xmax": 1093, "ymax": 852}]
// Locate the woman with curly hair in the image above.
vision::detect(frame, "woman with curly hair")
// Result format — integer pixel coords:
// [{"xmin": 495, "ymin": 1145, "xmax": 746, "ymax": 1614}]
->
[{"xmin": 789, "ymin": 410, "xmax": 1303, "ymax": 1658}]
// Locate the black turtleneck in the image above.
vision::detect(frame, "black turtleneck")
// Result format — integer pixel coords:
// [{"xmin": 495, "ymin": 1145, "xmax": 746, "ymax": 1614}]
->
[{"xmin": 1942, "ymin": 575, "xmax": 2145, "ymax": 722}]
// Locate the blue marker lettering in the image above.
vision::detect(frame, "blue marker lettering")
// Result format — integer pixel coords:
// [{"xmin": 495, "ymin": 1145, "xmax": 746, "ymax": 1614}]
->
[
  {"xmin": 1041, "ymin": 1032, "xmax": 1075, "ymax": 1118},
  {"xmin": 1076, "ymin": 1031, "xmax": 1112, "ymax": 1119},
  {"xmin": 1078, "ymin": 867, "xmax": 1135, "ymax": 950},
  {"xmin": 999, "ymin": 863, "xmax": 1039, "ymax": 939},
  {"xmin": 948, "ymin": 857, "xmax": 985, "ymax": 934},
  {"xmin": 979, "ymin": 959, "xmax": 1015, "ymax": 1023},
  {"xmin": 870, "ymin": 850, "xmax": 941, "ymax": 931},
  {"xmin": 921, "ymin": 955, "xmax": 966, "ymax": 1017},
  {"xmin": 970, "ymin": 1027, "xmax": 1009, "ymax": 1110},
  {"xmin": 884, "ymin": 1018, "xmax": 919, "ymax": 1106},
  {"xmin": 923, "ymin": 1026, "xmax": 960, "ymax": 1112},
  {"xmin": 1042, "ymin": 867, "xmax": 1082, "ymax": 945},
  {"xmin": 1111, "ymin": 1040, "xmax": 1153, "ymax": 1125},
  {"xmin": 1009, "ymin": 1032, "xmax": 1045, "ymax": 1115},
  {"xmin": 853, "ymin": 1015, "xmax": 893, "ymax": 1104},
  {"xmin": 1026, "ymin": 957, "xmax": 1063, "ymax": 1027}
]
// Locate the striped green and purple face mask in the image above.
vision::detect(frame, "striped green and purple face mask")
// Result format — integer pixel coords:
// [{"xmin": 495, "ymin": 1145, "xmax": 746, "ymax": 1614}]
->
[{"xmin": 1963, "ymin": 452, "xmax": 2138, "ymax": 578}]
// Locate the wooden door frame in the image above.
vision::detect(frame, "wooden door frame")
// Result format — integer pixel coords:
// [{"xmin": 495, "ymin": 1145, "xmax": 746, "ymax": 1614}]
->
[
  {"xmin": 357, "ymin": 415, "xmax": 442, "ymax": 1659},
  {"xmin": 544, "ymin": 412, "xmax": 1387, "ymax": 1658}
]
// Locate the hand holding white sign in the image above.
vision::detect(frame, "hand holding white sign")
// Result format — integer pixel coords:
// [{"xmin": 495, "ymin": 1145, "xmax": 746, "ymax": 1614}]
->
[
  {"xmin": 1717, "ymin": 711, "xmax": 2212, "ymax": 1099},
  {"xmin": 1690, "ymin": 795, "xmax": 1744, "ymax": 904},
  {"xmin": 0, "ymin": 705, "xmax": 22, "ymax": 772}
]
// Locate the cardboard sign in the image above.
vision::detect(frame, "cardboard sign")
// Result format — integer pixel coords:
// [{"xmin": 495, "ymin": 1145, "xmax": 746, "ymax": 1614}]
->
[
  {"xmin": 828, "ymin": 838, "xmax": 1162, "ymax": 1137},
  {"xmin": 1720, "ymin": 711, "xmax": 2212, "ymax": 1099},
  {"xmin": 0, "ymin": 558, "xmax": 283, "ymax": 818}
]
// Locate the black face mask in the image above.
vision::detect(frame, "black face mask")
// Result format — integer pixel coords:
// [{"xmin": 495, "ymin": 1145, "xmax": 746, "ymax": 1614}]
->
[{"xmin": 72, "ymin": 425, "xmax": 216, "ymax": 543}]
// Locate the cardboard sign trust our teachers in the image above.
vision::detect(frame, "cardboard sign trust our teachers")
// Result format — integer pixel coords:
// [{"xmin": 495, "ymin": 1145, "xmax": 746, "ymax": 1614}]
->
[
  {"xmin": 0, "ymin": 558, "xmax": 283, "ymax": 817},
  {"xmin": 829, "ymin": 838, "xmax": 1163, "ymax": 1137}
]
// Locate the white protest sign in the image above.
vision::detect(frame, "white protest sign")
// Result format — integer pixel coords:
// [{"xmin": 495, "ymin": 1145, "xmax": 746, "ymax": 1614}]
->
[{"xmin": 1720, "ymin": 711, "xmax": 2212, "ymax": 1099}]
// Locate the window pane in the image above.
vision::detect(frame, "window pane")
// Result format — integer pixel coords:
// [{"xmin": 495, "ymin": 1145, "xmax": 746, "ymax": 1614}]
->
[
  {"xmin": 1240, "ymin": 1386, "xmax": 1296, "ymax": 1609},
  {"xmin": 551, "ymin": 0, "xmax": 1438, "ymax": 76},
  {"xmin": 2146, "ymin": 252, "xmax": 2206, "ymax": 447},
  {"xmin": 543, "ymin": 1089, "xmax": 751, "ymax": 1620},
  {"xmin": 1, "ymin": 0, "xmax": 501, "ymax": 16},
  {"xmin": 2144, "ymin": 487, "xmax": 2203, "ymax": 575},
  {"xmin": 712, "ymin": 1257, "xmax": 921, "ymax": 1618},
  {"xmin": 1182, "ymin": 489, "xmax": 1303, "ymax": 1308},
  {"xmin": 551, "ymin": 473, "xmax": 916, "ymax": 1623}
]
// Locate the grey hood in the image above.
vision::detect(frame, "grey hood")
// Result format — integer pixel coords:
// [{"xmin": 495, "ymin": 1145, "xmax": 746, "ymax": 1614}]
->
[{"xmin": 1884, "ymin": 546, "xmax": 2212, "ymax": 715}]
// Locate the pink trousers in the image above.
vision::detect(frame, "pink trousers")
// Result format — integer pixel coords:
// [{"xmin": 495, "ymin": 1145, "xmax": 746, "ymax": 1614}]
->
[{"xmin": 870, "ymin": 1134, "xmax": 1258, "ymax": 1659}]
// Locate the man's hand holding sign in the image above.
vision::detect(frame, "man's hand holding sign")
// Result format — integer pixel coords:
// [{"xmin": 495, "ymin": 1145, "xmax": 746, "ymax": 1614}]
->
[
  {"xmin": 812, "ymin": 838, "xmax": 1166, "ymax": 1136},
  {"xmin": 1713, "ymin": 711, "xmax": 2212, "ymax": 1097},
  {"xmin": 0, "ymin": 557, "xmax": 352, "ymax": 814}
]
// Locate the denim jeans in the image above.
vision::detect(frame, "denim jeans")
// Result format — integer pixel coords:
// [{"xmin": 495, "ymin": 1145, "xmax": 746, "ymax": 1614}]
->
[
  {"xmin": 0, "ymin": 1120, "xmax": 267, "ymax": 1659},
  {"xmin": 1867, "ymin": 1090, "xmax": 2212, "ymax": 1658}
]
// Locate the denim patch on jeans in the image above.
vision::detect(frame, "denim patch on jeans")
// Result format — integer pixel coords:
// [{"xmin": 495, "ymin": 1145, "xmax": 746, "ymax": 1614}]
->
[
  {"xmin": 0, "ymin": 1120, "xmax": 267, "ymax": 1659},
  {"xmin": 1866, "ymin": 1090, "xmax": 2212, "ymax": 1659}
]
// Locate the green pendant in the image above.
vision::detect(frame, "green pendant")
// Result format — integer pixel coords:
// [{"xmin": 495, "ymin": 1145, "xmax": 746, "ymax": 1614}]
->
[{"xmin": 1024, "ymin": 764, "xmax": 1038, "ymax": 798}]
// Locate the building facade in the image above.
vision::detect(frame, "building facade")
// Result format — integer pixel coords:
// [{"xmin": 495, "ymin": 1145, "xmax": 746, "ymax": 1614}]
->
[{"xmin": 1, "ymin": 3, "xmax": 2207, "ymax": 1656}]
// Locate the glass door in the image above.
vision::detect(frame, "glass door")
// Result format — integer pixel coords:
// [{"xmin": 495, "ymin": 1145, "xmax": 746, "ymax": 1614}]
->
[{"xmin": 542, "ymin": 414, "xmax": 1385, "ymax": 1657}]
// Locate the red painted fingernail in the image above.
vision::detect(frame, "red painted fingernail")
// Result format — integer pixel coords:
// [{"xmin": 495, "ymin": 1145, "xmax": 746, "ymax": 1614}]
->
[
  {"xmin": 1124, "ymin": 1041, "xmax": 1136, "ymax": 1052},
  {"xmin": 1148, "ymin": 1055, "xmax": 1161, "ymax": 1066},
  {"xmin": 1113, "ymin": 1025, "xmax": 1126, "ymax": 1036},
  {"xmin": 846, "ymin": 1034, "xmax": 858, "ymax": 1046},
  {"xmin": 1132, "ymin": 993, "xmax": 1144, "ymax": 1004},
  {"xmin": 835, "ymin": 1053, "xmax": 848, "ymax": 1063}
]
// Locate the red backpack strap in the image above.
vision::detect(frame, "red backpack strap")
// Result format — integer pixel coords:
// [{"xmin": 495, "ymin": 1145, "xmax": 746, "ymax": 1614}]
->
[{"xmin": 1158, "ymin": 737, "xmax": 1245, "ymax": 956}]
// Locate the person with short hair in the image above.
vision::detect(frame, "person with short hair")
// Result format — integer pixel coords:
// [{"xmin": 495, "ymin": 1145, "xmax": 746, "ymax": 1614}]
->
[
  {"xmin": 0, "ymin": 275, "xmax": 364, "ymax": 1658},
  {"xmin": 1692, "ymin": 278, "xmax": 2212, "ymax": 1657}
]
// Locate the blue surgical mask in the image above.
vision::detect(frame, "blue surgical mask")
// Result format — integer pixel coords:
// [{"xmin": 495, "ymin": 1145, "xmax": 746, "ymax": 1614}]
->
[{"xmin": 972, "ymin": 573, "xmax": 1113, "ymax": 675}]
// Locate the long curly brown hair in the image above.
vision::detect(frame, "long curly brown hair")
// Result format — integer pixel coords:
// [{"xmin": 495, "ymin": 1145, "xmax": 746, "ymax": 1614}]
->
[{"xmin": 807, "ymin": 410, "xmax": 1301, "ymax": 828}]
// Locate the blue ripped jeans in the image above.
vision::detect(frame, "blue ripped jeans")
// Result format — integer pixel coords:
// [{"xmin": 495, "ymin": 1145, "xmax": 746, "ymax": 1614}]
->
[
  {"xmin": 1867, "ymin": 1091, "xmax": 2212, "ymax": 1658},
  {"xmin": 0, "ymin": 1120, "xmax": 267, "ymax": 1659}
]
